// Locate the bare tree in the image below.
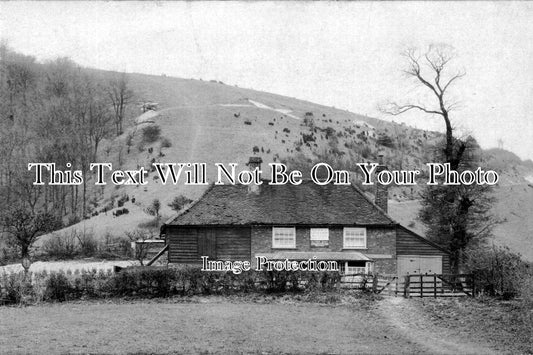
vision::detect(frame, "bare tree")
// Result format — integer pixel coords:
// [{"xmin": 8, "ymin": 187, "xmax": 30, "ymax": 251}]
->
[
  {"xmin": 107, "ymin": 73, "xmax": 133, "ymax": 136},
  {"xmin": 86, "ymin": 84, "xmax": 113, "ymax": 161},
  {"xmin": 382, "ymin": 45, "xmax": 466, "ymax": 169},
  {"xmin": 1, "ymin": 206, "xmax": 62, "ymax": 259},
  {"xmin": 125, "ymin": 229, "xmax": 154, "ymax": 266},
  {"xmin": 382, "ymin": 45, "xmax": 496, "ymax": 272}
]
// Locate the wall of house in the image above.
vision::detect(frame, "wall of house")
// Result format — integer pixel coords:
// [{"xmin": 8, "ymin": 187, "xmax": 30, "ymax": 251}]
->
[
  {"xmin": 251, "ymin": 226, "xmax": 397, "ymax": 274},
  {"xmin": 166, "ymin": 226, "xmax": 251, "ymax": 263},
  {"xmin": 167, "ymin": 227, "xmax": 200, "ymax": 263},
  {"xmin": 396, "ymin": 227, "xmax": 451, "ymax": 274}
]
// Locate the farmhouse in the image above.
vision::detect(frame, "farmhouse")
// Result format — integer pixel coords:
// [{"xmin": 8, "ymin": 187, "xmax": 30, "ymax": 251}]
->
[{"xmin": 161, "ymin": 157, "xmax": 450, "ymax": 276}]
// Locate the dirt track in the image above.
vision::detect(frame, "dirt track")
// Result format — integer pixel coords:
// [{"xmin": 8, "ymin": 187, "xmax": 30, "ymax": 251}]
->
[{"xmin": 377, "ymin": 297, "xmax": 497, "ymax": 355}]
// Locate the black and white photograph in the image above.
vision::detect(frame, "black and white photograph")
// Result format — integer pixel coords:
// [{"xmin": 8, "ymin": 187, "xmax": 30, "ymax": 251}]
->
[{"xmin": 0, "ymin": 1, "xmax": 532, "ymax": 354}]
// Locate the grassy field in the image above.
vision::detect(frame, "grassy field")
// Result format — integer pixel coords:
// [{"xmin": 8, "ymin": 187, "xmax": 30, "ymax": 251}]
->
[
  {"xmin": 414, "ymin": 297, "xmax": 533, "ymax": 355},
  {"xmin": 0, "ymin": 295, "xmax": 522, "ymax": 354}
]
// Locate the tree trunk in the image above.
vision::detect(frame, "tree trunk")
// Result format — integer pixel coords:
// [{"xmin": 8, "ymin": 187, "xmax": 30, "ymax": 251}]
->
[{"xmin": 21, "ymin": 243, "xmax": 30, "ymax": 259}]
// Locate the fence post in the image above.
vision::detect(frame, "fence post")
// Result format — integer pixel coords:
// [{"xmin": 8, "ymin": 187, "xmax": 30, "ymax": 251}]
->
[
  {"xmin": 452, "ymin": 274, "xmax": 456, "ymax": 293},
  {"xmin": 372, "ymin": 274, "xmax": 378, "ymax": 293},
  {"xmin": 404, "ymin": 275, "xmax": 410, "ymax": 298},
  {"xmin": 420, "ymin": 274, "xmax": 423, "ymax": 298},
  {"xmin": 433, "ymin": 274, "xmax": 437, "ymax": 298}
]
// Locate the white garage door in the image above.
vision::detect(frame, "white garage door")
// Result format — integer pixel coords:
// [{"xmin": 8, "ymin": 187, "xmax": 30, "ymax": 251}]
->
[{"xmin": 397, "ymin": 255, "xmax": 442, "ymax": 277}]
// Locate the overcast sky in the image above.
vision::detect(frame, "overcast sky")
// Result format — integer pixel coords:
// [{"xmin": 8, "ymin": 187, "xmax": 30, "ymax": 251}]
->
[{"xmin": 1, "ymin": 1, "xmax": 532, "ymax": 160}]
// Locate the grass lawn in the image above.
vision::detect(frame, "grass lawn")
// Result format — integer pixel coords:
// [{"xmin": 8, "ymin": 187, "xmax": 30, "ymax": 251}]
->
[
  {"xmin": 0, "ymin": 297, "xmax": 422, "ymax": 354},
  {"xmin": 0, "ymin": 296, "xmax": 526, "ymax": 354}
]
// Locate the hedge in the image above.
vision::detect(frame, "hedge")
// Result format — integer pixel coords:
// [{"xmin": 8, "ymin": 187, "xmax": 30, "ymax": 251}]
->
[{"xmin": 0, "ymin": 266, "xmax": 342, "ymax": 305}]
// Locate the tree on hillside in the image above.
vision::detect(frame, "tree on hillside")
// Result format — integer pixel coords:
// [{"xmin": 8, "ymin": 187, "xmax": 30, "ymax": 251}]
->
[
  {"xmin": 168, "ymin": 195, "xmax": 193, "ymax": 213},
  {"xmin": 382, "ymin": 45, "xmax": 496, "ymax": 272},
  {"xmin": 0, "ymin": 43, "xmax": 40, "ymax": 206},
  {"xmin": 419, "ymin": 138, "xmax": 496, "ymax": 266},
  {"xmin": 382, "ymin": 45, "xmax": 466, "ymax": 169},
  {"xmin": 1, "ymin": 206, "xmax": 62, "ymax": 259},
  {"xmin": 145, "ymin": 199, "xmax": 162, "ymax": 225},
  {"xmin": 84, "ymin": 82, "xmax": 114, "ymax": 162},
  {"xmin": 107, "ymin": 73, "xmax": 133, "ymax": 136},
  {"xmin": 0, "ymin": 47, "xmax": 131, "ymax": 226}
]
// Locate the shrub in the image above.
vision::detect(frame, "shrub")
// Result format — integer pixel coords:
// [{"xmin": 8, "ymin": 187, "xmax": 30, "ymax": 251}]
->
[
  {"xmin": 44, "ymin": 272, "xmax": 76, "ymax": 302},
  {"xmin": 142, "ymin": 125, "xmax": 161, "ymax": 144},
  {"xmin": 117, "ymin": 194, "xmax": 129, "ymax": 207},
  {"xmin": 1, "ymin": 272, "xmax": 34, "ymax": 304},
  {"xmin": 377, "ymin": 134, "xmax": 395, "ymax": 148},
  {"xmin": 302, "ymin": 133, "xmax": 315, "ymax": 144},
  {"xmin": 361, "ymin": 145, "xmax": 372, "ymax": 159},
  {"xmin": 465, "ymin": 245, "xmax": 530, "ymax": 299},
  {"xmin": 42, "ymin": 232, "xmax": 77, "ymax": 259},
  {"xmin": 113, "ymin": 208, "xmax": 129, "ymax": 217},
  {"xmin": 168, "ymin": 195, "xmax": 193, "ymax": 212},
  {"xmin": 160, "ymin": 137, "xmax": 172, "ymax": 148},
  {"xmin": 144, "ymin": 199, "xmax": 160, "ymax": 221},
  {"xmin": 324, "ymin": 126, "xmax": 336, "ymax": 137},
  {"xmin": 77, "ymin": 231, "xmax": 98, "ymax": 257}
]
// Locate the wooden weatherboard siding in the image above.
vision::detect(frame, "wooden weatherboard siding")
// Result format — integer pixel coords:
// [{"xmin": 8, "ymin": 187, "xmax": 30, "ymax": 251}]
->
[
  {"xmin": 215, "ymin": 228, "xmax": 251, "ymax": 260},
  {"xmin": 396, "ymin": 226, "xmax": 451, "ymax": 274},
  {"xmin": 167, "ymin": 227, "xmax": 251, "ymax": 263},
  {"xmin": 167, "ymin": 228, "xmax": 199, "ymax": 263}
]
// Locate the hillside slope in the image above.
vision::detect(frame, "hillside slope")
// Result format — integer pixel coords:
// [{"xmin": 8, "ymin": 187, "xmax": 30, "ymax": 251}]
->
[
  {"xmin": 389, "ymin": 184, "xmax": 533, "ymax": 262},
  {"xmin": 48, "ymin": 71, "xmax": 533, "ymax": 261}
]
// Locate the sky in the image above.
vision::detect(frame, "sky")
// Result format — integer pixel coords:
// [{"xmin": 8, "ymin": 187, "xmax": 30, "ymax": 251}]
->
[{"xmin": 1, "ymin": 1, "xmax": 532, "ymax": 160}]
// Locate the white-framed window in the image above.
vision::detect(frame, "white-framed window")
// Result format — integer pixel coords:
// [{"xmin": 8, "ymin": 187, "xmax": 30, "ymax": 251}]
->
[
  {"xmin": 310, "ymin": 228, "xmax": 329, "ymax": 247},
  {"xmin": 343, "ymin": 227, "xmax": 367, "ymax": 249},
  {"xmin": 272, "ymin": 227, "xmax": 296, "ymax": 248}
]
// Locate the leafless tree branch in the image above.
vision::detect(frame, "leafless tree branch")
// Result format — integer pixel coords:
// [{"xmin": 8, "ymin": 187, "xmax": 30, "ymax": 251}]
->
[{"xmin": 381, "ymin": 102, "xmax": 442, "ymax": 116}]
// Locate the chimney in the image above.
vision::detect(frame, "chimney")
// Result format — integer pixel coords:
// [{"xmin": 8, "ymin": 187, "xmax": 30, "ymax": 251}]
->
[
  {"xmin": 246, "ymin": 156, "xmax": 262, "ymax": 194},
  {"xmin": 375, "ymin": 154, "xmax": 388, "ymax": 213}
]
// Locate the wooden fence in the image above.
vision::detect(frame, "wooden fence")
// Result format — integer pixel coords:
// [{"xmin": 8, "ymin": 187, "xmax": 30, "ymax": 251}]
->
[
  {"xmin": 340, "ymin": 273, "xmax": 474, "ymax": 298},
  {"xmin": 404, "ymin": 274, "xmax": 474, "ymax": 298}
]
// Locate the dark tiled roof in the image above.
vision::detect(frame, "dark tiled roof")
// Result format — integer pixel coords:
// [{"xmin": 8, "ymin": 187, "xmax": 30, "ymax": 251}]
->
[{"xmin": 167, "ymin": 180, "xmax": 396, "ymax": 226}]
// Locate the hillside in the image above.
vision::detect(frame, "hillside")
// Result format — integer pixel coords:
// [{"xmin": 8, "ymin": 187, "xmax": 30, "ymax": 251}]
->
[
  {"xmin": 389, "ymin": 184, "xmax": 533, "ymax": 262},
  {"xmin": 90, "ymin": 71, "xmax": 445, "ymax": 200},
  {"xmin": 43, "ymin": 70, "xmax": 533, "ymax": 261}
]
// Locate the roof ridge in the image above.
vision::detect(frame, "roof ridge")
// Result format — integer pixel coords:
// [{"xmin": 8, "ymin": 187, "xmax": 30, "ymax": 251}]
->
[{"xmin": 166, "ymin": 180, "xmax": 398, "ymax": 226}]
